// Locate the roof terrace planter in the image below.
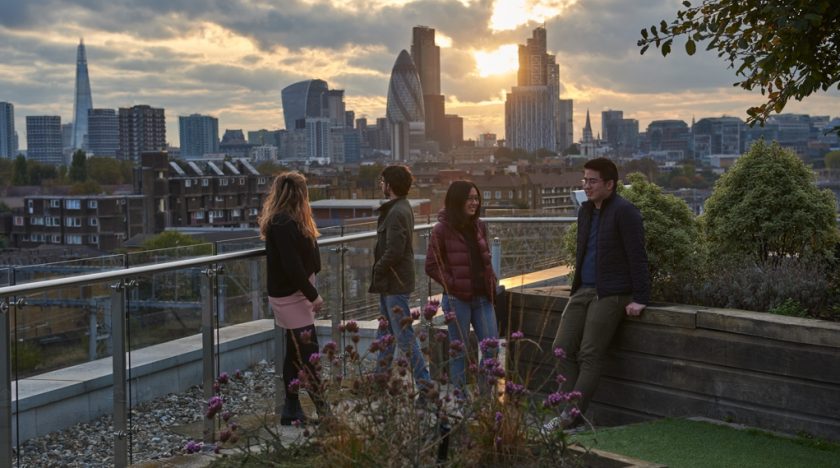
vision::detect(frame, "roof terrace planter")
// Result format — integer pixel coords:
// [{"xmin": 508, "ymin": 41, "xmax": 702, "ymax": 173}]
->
[{"xmin": 504, "ymin": 287, "xmax": 840, "ymax": 442}]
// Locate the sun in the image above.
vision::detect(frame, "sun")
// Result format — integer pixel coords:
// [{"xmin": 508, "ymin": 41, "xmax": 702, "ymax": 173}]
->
[{"xmin": 473, "ymin": 44, "xmax": 519, "ymax": 78}]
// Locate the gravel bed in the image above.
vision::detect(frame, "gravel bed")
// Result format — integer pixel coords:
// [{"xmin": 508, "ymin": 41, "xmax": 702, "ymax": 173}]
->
[{"xmin": 14, "ymin": 360, "xmax": 280, "ymax": 468}]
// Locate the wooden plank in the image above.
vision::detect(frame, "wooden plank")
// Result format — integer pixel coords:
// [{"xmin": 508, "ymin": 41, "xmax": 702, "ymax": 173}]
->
[
  {"xmin": 600, "ymin": 351, "xmax": 840, "ymax": 419},
  {"xmin": 698, "ymin": 308, "xmax": 840, "ymax": 348},
  {"xmin": 592, "ymin": 378, "xmax": 840, "ymax": 441},
  {"xmin": 612, "ymin": 322, "xmax": 840, "ymax": 385}
]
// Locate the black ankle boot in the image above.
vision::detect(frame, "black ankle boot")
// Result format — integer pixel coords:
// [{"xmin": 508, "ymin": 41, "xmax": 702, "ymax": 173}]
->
[{"xmin": 280, "ymin": 398, "xmax": 306, "ymax": 426}]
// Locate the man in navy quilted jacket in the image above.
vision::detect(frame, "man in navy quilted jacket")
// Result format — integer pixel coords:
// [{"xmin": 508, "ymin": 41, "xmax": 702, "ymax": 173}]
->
[{"xmin": 548, "ymin": 157, "xmax": 650, "ymax": 431}]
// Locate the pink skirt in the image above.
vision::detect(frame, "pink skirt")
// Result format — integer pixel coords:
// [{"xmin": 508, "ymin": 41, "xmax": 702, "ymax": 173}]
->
[{"xmin": 269, "ymin": 275, "xmax": 317, "ymax": 329}]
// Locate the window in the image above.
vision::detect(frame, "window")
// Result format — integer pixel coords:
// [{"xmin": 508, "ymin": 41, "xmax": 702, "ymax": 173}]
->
[
  {"xmin": 220, "ymin": 179, "xmax": 229, "ymax": 186},
  {"xmin": 215, "ymin": 195, "xmax": 224, "ymax": 202},
  {"xmin": 89, "ymin": 235, "xmax": 99, "ymax": 244},
  {"xmin": 194, "ymin": 211, "xmax": 205, "ymax": 220},
  {"xmin": 65, "ymin": 235, "xmax": 82, "ymax": 245},
  {"xmin": 50, "ymin": 234, "xmax": 61, "ymax": 243},
  {"xmin": 185, "ymin": 179, "xmax": 192, "ymax": 188},
  {"xmin": 232, "ymin": 209, "xmax": 241, "ymax": 217},
  {"xmin": 249, "ymin": 208, "xmax": 258, "ymax": 216},
  {"xmin": 46, "ymin": 217, "xmax": 61, "ymax": 227},
  {"xmin": 89, "ymin": 217, "xmax": 98, "ymax": 226},
  {"xmin": 65, "ymin": 199, "xmax": 81, "ymax": 209},
  {"xmin": 50, "ymin": 199, "xmax": 60, "ymax": 208},
  {"xmin": 88, "ymin": 200, "xmax": 98, "ymax": 209},
  {"xmin": 483, "ymin": 191, "xmax": 491, "ymax": 200},
  {"xmin": 258, "ymin": 177, "xmax": 267, "ymax": 185},
  {"xmin": 508, "ymin": 190, "xmax": 514, "ymax": 199},
  {"xmin": 239, "ymin": 177, "xmax": 245, "ymax": 185},
  {"xmin": 65, "ymin": 217, "xmax": 81, "ymax": 227},
  {"xmin": 31, "ymin": 234, "xmax": 44, "ymax": 242},
  {"xmin": 31, "ymin": 217, "xmax": 44, "ymax": 226},
  {"xmin": 13, "ymin": 216, "xmax": 24, "ymax": 226},
  {"xmin": 495, "ymin": 191, "xmax": 502, "ymax": 200},
  {"xmin": 202, "ymin": 179, "xmax": 209, "ymax": 187},
  {"xmin": 212, "ymin": 210, "xmax": 224, "ymax": 218}
]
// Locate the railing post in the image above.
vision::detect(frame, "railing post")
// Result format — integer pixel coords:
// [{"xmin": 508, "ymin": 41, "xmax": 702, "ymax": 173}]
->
[
  {"xmin": 491, "ymin": 237, "xmax": 501, "ymax": 279},
  {"xmin": 274, "ymin": 324, "xmax": 286, "ymax": 416},
  {"xmin": 88, "ymin": 308, "xmax": 98, "ymax": 361},
  {"xmin": 329, "ymin": 245, "xmax": 348, "ymax": 347},
  {"xmin": 0, "ymin": 298, "xmax": 19, "ymax": 467},
  {"xmin": 200, "ymin": 266, "xmax": 218, "ymax": 443},
  {"xmin": 250, "ymin": 260, "xmax": 261, "ymax": 321},
  {"xmin": 110, "ymin": 280, "xmax": 131, "ymax": 468}
]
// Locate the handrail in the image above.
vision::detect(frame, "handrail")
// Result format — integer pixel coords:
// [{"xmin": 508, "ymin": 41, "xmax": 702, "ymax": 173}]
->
[{"xmin": 0, "ymin": 217, "xmax": 575, "ymax": 298}]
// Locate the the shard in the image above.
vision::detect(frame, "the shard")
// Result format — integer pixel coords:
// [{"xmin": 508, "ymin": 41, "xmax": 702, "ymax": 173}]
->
[{"xmin": 71, "ymin": 38, "xmax": 93, "ymax": 151}]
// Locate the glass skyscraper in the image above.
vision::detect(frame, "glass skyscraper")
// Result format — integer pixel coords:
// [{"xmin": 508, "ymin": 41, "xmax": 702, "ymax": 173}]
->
[
  {"xmin": 179, "ymin": 114, "xmax": 219, "ymax": 158},
  {"xmin": 26, "ymin": 116, "xmax": 64, "ymax": 165},
  {"xmin": 0, "ymin": 101, "xmax": 16, "ymax": 158},
  {"xmin": 280, "ymin": 79, "xmax": 329, "ymax": 130},
  {"xmin": 72, "ymin": 39, "xmax": 94, "ymax": 151},
  {"xmin": 386, "ymin": 50, "xmax": 425, "ymax": 161}
]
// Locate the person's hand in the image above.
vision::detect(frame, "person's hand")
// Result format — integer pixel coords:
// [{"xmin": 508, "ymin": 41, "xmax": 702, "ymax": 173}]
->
[
  {"xmin": 312, "ymin": 295, "xmax": 324, "ymax": 312},
  {"xmin": 625, "ymin": 302, "xmax": 646, "ymax": 317}
]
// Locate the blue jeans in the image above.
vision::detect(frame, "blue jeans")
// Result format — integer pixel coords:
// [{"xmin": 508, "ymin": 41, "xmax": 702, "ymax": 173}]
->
[
  {"xmin": 376, "ymin": 294, "xmax": 431, "ymax": 385},
  {"xmin": 442, "ymin": 294, "xmax": 498, "ymax": 389}
]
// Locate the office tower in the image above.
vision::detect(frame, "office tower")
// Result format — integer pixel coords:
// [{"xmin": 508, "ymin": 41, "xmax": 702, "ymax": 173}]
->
[
  {"xmin": 87, "ymin": 109, "xmax": 119, "ymax": 156},
  {"xmin": 445, "ymin": 114, "xmax": 464, "ymax": 148},
  {"xmin": 61, "ymin": 123, "xmax": 74, "ymax": 150},
  {"xmin": 617, "ymin": 119, "xmax": 639, "ymax": 155},
  {"xmin": 118, "ymin": 105, "xmax": 166, "ymax": 162},
  {"xmin": 323, "ymin": 89, "xmax": 346, "ymax": 128},
  {"xmin": 0, "ymin": 102, "xmax": 16, "ymax": 158},
  {"xmin": 647, "ymin": 120, "xmax": 690, "ymax": 157},
  {"xmin": 601, "ymin": 110, "xmax": 623, "ymax": 145},
  {"xmin": 411, "ymin": 26, "xmax": 447, "ymax": 150},
  {"xmin": 26, "ymin": 116, "xmax": 64, "ymax": 165},
  {"xmin": 306, "ymin": 118, "xmax": 331, "ymax": 160},
  {"xmin": 345, "ymin": 110, "xmax": 355, "ymax": 129},
  {"xmin": 692, "ymin": 117, "xmax": 745, "ymax": 158},
  {"xmin": 179, "ymin": 114, "xmax": 219, "ymax": 158},
  {"xmin": 505, "ymin": 26, "xmax": 560, "ymax": 153},
  {"xmin": 281, "ymin": 79, "xmax": 329, "ymax": 130},
  {"xmin": 386, "ymin": 50, "xmax": 425, "ymax": 161},
  {"xmin": 72, "ymin": 39, "xmax": 94, "ymax": 150},
  {"xmin": 558, "ymin": 99, "xmax": 574, "ymax": 152}
]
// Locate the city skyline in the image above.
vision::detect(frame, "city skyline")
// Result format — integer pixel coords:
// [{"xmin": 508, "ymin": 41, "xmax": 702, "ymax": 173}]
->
[{"xmin": 1, "ymin": 0, "xmax": 839, "ymax": 151}]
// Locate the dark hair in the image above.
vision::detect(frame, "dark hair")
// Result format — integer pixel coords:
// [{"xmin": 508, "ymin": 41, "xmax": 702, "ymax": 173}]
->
[
  {"xmin": 445, "ymin": 180, "xmax": 480, "ymax": 227},
  {"xmin": 381, "ymin": 165, "xmax": 413, "ymax": 197},
  {"xmin": 584, "ymin": 157, "xmax": 619, "ymax": 191}
]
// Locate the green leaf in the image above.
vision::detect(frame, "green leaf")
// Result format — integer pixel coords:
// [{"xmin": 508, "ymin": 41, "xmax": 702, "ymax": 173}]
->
[
  {"xmin": 640, "ymin": 44, "xmax": 650, "ymax": 55},
  {"xmin": 662, "ymin": 41, "xmax": 672, "ymax": 56},
  {"xmin": 685, "ymin": 39, "xmax": 696, "ymax": 55},
  {"xmin": 641, "ymin": 28, "xmax": 648, "ymax": 39},
  {"xmin": 682, "ymin": 0, "xmax": 691, "ymax": 6}
]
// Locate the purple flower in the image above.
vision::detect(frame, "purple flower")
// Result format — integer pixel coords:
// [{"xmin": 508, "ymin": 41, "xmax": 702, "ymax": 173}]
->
[
  {"xmin": 378, "ymin": 316, "xmax": 390, "ymax": 331},
  {"xmin": 299, "ymin": 329, "xmax": 312, "ymax": 344},
  {"xmin": 184, "ymin": 440, "xmax": 202, "ymax": 454},
  {"xmin": 505, "ymin": 381, "xmax": 526, "ymax": 396},
  {"xmin": 410, "ymin": 307, "xmax": 421, "ymax": 321},
  {"xmin": 322, "ymin": 341, "xmax": 338, "ymax": 355},
  {"xmin": 423, "ymin": 300, "xmax": 439, "ymax": 320},
  {"xmin": 288, "ymin": 378, "xmax": 301, "ymax": 392},
  {"xmin": 569, "ymin": 407, "xmax": 581, "ymax": 419},
  {"xmin": 553, "ymin": 347, "xmax": 566, "ymax": 359},
  {"xmin": 308, "ymin": 353, "xmax": 321, "ymax": 365},
  {"xmin": 444, "ymin": 312, "xmax": 456, "ymax": 324},
  {"xmin": 434, "ymin": 330, "xmax": 448, "ymax": 342},
  {"xmin": 217, "ymin": 372, "xmax": 229, "ymax": 385},
  {"xmin": 234, "ymin": 369, "xmax": 243, "ymax": 380},
  {"xmin": 567, "ymin": 390, "xmax": 582, "ymax": 401},
  {"xmin": 510, "ymin": 331, "xmax": 525, "ymax": 340},
  {"xmin": 449, "ymin": 339, "xmax": 465, "ymax": 352},
  {"xmin": 543, "ymin": 392, "xmax": 565, "ymax": 408},
  {"xmin": 495, "ymin": 411, "xmax": 504, "ymax": 424},
  {"xmin": 555, "ymin": 374, "xmax": 567, "ymax": 385},
  {"xmin": 218, "ymin": 429, "xmax": 232, "ymax": 442},
  {"xmin": 222, "ymin": 411, "xmax": 233, "ymax": 422},
  {"xmin": 344, "ymin": 320, "xmax": 359, "ymax": 333},
  {"xmin": 479, "ymin": 338, "xmax": 499, "ymax": 353}
]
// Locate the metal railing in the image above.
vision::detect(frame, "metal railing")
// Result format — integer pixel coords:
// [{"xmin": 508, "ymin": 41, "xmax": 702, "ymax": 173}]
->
[{"xmin": 0, "ymin": 217, "xmax": 574, "ymax": 467}]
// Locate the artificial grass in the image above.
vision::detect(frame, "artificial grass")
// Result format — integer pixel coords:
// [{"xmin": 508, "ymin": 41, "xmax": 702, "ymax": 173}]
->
[{"xmin": 573, "ymin": 418, "xmax": 840, "ymax": 468}]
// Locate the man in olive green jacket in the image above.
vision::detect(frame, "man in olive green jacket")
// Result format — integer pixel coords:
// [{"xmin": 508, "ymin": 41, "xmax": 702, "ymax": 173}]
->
[{"xmin": 370, "ymin": 165, "xmax": 430, "ymax": 387}]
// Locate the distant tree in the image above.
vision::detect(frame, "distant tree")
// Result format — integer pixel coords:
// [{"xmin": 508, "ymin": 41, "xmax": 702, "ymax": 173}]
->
[
  {"xmin": 69, "ymin": 150, "xmax": 87, "ymax": 182},
  {"xmin": 562, "ymin": 143, "xmax": 580, "ymax": 156},
  {"xmin": 69, "ymin": 180, "xmax": 103, "ymax": 195},
  {"xmin": 255, "ymin": 160, "xmax": 288, "ymax": 176},
  {"xmin": 358, "ymin": 163, "xmax": 385, "ymax": 186},
  {"xmin": 825, "ymin": 150, "xmax": 840, "ymax": 170},
  {"xmin": 142, "ymin": 231, "xmax": 207, "ymax": 251},
  {"xmin": 703, "ymin": 140, "xmax": 838, "ymax": 263},
  {"xmin": 535, "ymin": 148, "xmax": 555, "ymax": 160},
  {"xmin": 12, "ymin": 155, "xmax": 28, "ymax": 185},
  {"xmin": 27, "ymin": 161, "xmax": 58, "ymax": 186},
  {"xmin": 639, "ymin": 0, "xmax": 840, "ymax": 132},
  {"xmin": 88, "ymin": 157, "xmax": 132, "ymax": 185},
  {"xmin": 622, "ymin": 157, "xmax": 658, "ymax": 181},
  {"xmin": 668, "ymin": 175, "xmax": 693, "ymax": 189}
]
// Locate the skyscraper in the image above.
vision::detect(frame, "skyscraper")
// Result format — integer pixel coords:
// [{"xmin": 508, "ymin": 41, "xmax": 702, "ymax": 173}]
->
[
  {"xmin": 72, "ymin": 39, "xmax": 94, "ymax": 151},
  {"xmin": 118, "ymin": 105, "xmax": 166, "ymax": 162},
  {"xmin": 26, "ymin": 116, "xmax": 64, "ymax": 165},
  {"xmin": 280, "ymin": 79, "xmax": 329, "ymax": 130},
  {"xmin": 179, "ymin": 114, "xmax": 219, "ymax": 158},
  {"xmin": 0, "ymin": 101, "xmax": 16, "ymax": 158},
  {"xmin": 386, "ymin": 50, "xmax": 425, "ymax": 161},
  {"xmin": 602, "ymin": 110, "xmax": 623, "ymax": 148},
  {"xmin": 557, "ymin": 99, "xmax": 574, "ymax": 153},
  {"xmin": 411, "ymin": 26, "xmax": 447, "ymax": 151},
  {"xmin": 505, "ymin": 26, "xmax": 561, "ymax": 153},
  {"xmin": 87, "ymin": 108, "xmax": 119, "ymax": 156},
  {"xmin": 324, "ymin": 90, "xmax": 346, "ymax": 128}
]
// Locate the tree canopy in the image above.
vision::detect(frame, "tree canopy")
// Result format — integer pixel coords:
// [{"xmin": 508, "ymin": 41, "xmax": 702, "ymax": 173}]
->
[
  {"xmin": 69, "ymin": 150, "xmax": 87, "ymax": 182},
  {"xmin": 702, "ymin": 140, "xmax": 838, "ymax": 262},
  {"xmin": 639, "ymin": 0, "xmax": 840, "ymax": 130},
  {"xmin": 825, "ymin": 150, "xmax": 840, "ymax": 169}
]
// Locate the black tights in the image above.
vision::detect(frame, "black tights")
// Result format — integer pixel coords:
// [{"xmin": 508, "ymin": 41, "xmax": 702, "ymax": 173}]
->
[{"xmin": 283, "ymin": 324, "xmax": 320, "ymax": 400}]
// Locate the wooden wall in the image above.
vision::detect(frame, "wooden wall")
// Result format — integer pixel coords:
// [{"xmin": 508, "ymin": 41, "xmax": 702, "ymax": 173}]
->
[{"xmin": 501, "ymin": 287, "xmax": 840, "ymax": 442}]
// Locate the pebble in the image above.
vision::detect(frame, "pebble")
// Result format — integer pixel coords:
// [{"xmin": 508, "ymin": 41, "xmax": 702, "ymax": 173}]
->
[{"xmin": 14, "ymin": 360, "xmax": 279, "ymax": 468}]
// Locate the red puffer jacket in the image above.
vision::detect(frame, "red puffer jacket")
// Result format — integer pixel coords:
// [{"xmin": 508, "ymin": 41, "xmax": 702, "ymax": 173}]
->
[{"xmin": 425, "ymin": 209, "xmax": 497, "ymax": 302}]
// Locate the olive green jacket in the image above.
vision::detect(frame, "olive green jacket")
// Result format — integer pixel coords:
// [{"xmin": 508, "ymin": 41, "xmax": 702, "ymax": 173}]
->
[{"xmin": 369, "ymin": 197, "xmax": 415, "ymax": 294}]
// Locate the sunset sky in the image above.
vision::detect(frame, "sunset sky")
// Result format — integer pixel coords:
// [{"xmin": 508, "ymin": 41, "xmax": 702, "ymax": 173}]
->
[{"xmin": 2, "ymin": 0, "xmax": 838, "ymax": 149}]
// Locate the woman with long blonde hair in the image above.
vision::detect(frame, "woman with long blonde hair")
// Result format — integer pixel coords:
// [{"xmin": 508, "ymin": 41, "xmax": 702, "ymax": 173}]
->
[{"xmin": 259, "ymin": 171, "xmax": 325, "ymax": 425}]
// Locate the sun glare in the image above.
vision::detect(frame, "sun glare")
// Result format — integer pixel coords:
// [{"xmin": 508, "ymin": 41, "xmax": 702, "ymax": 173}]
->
[
  {"xmin": 489, "ymin": 0, "xmax": 578, "ymax": 32},
  {"xmin": 473, "ymin": 44, "xmax": 519, "ymax": 77},
  {"xmin": 436, "ymin": 31, "xmax": 453, "ymax": 48}
]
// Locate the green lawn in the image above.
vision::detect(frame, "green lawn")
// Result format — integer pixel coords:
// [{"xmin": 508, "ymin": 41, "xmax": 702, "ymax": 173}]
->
[{"xmin": 573, "ymin": 418, "xmax": 840, "ymax": 468}]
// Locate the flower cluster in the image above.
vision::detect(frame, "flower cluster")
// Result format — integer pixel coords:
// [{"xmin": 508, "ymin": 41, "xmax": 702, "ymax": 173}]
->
[{"xmin": 423, "ymin": 299, "xmax": 440, "ymax": 321}]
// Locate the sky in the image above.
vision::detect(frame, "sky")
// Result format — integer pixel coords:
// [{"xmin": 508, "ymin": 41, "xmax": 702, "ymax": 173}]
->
[{"xmin": 2, "ymin": 0, "xmax": 839, "ymax": 150}]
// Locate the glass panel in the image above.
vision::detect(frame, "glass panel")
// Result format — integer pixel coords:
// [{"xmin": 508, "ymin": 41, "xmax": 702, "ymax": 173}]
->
[
  {"xmin": 218, "ymin": 256, "xmax": 269, "ymax": 326},
  {"xmin": 127, "ymin": 266, "xmax": 203, "ymax": 350},
  {"xmin": 487, "ymin": 221, "xmax": 572, "ymax": 279}
]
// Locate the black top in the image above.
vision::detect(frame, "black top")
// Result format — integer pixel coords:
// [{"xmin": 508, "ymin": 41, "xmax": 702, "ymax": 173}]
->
[{"xmin": 265, "ymin": 213, "xmax": 321, "ymax": 301}]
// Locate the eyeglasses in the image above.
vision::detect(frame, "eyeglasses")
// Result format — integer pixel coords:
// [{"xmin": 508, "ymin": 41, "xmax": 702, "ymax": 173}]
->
[{"xmin": 581, "ymin": 177, "xmax": 603, "ymax": 186}]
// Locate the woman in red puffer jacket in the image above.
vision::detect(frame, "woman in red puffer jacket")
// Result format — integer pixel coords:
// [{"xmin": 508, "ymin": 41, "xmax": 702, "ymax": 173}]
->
[{"xmin": 425, "ymin": 180, "xmax": 499, "ymax": 394}]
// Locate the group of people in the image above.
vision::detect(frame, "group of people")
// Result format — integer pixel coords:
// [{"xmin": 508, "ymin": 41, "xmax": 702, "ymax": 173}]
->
[{"xmin": 259, "ymin": 158, "xmax": 650, "ymax": 431}]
